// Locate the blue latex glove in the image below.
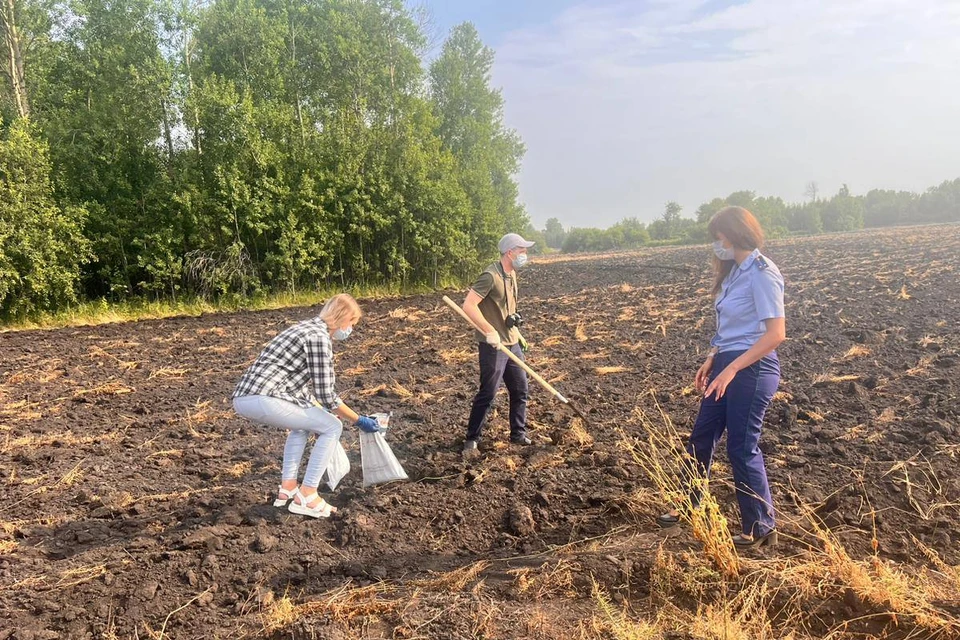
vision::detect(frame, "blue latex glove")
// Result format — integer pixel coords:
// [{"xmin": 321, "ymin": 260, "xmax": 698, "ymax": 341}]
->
[{"xmin": 356, "ymin": 416, "xmax": 380, "ymax": 433}]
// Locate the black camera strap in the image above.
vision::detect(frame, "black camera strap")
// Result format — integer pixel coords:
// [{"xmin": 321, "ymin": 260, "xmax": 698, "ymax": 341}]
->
[{"xmin": 496, "ymin": 262, "xmax": 518, "ymax": 312}]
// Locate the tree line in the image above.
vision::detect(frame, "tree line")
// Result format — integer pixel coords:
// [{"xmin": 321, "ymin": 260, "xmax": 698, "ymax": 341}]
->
[
  {"xmin": 544, "ymin": 179, "xmax": 960, "ymax": 253},
  {"xmin": 0, "ymin": 0, "xmax": 526, "ymax": 319}
]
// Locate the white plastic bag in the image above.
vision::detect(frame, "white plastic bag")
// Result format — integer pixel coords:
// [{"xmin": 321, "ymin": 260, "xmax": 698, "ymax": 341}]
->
[
  {"xmin": 360, "ymin": 430, "xmax": 408, "ymax": 488},
  {"xmin": 370, "ymin": 412, "xmax": 392, "ymax": 431},
  {"xmin": 325, "ymin": 440, "xmax": 350, "ymax": 491}
]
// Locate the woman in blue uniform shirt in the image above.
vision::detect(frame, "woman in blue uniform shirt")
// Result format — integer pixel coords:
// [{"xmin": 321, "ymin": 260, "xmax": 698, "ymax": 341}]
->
[{"xmin": 659, "ymin": 206, "xmax": 786, "ymax": 548}]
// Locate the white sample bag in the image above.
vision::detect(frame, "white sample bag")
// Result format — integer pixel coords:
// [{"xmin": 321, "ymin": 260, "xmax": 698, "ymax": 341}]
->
[
  {"xmin": 325, "ymin": 440, "xmax": 350, "ymax": 491},
  {"xmin": 370, "ymin": 412, "xmax": 392, "ymax": 430},
  {"xmin": 360, "ymin": 430, "xmax": 408, "ymax": 488}
]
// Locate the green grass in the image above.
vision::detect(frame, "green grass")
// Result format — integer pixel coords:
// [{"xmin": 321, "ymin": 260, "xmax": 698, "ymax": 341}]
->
[{"xmin": 1, "ymin": 279, "xmax": 464, "ymax": 332}]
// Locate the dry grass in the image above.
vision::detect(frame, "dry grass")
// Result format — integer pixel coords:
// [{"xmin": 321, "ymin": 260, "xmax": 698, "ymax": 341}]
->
[
  {"xmin": 575, "ymin": 322, "xmax": 588, "ymax": 342},
  {"xmin": 223, "ymin": 461, "xmax": 253, "ymax": 478},
  {"xmin": 4, "ymin": 359, "xmax": 67, "ymax": 385},
  {"xmin": 906, "ymin": 355, "xmax": 935, "ymax": 376},
  {"xmin": 60, "ymin": 462, "xmax": 85, "ymax": 487},
  {"xmin": 438, "ymin": 347, "xmax": 473, "ymax": 364},
  {"xmin": 589, "ymin": 578, "xmax": 660, "ymax": 639},
  {"xmin": 86, "ymin": 346, "xmax": 140, "ymax": 371},
  {"xmin": 620, "ymin": 394, "xmax": 740, "ymax": 579},
  {"xmin": 567, "ymin": 418, "xmax": 595, "ymax": 449},
  {"xmin": 148, "ymin": 367, "xmax": 190, "ymax": 379},
  {"xmin": 510, "ymin": 560, "xmax": 577, "ymax": 600},
  {"xmin": 197, "ymin": 344, "xmax": 230, "ymax": 354},
  {"xmin": 595, "ymin": 366, "xmax": 631, "ymax": 375},
  {"xmin": 388, "ymin": 306, "xmax": 426, "ymax": 321},
  {"xmin": 411, "ymin": 561, "xmax": 489, "ymax": 591},
  {"xmin": 782, "ymin": 506, "xmax": 960, "ymax": 635},
  {"xmin": 254, "ymin": 493, "xmax": 960, "ymax": 639},
  {"xmin": 917, "ymin": 335, "xmax": 943, "ymax": 348},
  {"xmin": 1, "ymin": 562, "xmax": 113, "ymax": 592},
  {"xmin": 811, "ymin": 373, "xmax": 861, "ymax": 385},
  {"xmin": 0, "ymin": 429, "xmax": 122, "ymax": 455},
  {"xmin": 358, "ymin": 383, "xmax": 388, "ymax": 397},
  {"xmin": 343, "ymin": 363, "xmax": 369, "ymax": 376},
  {"xmin": 390, "ymin": 381, "xmax": 414, "ymax": 399},
  {"xmin": 146, "ymin": 449, "xmax": 184, "ymax": 459},
  {"xmin": 263, "ymin": 583, "xmax": 400, "ymax": 634},
  {"xmin": 183, "ymin": 400, "xmax": 228, "ymax": 440},
  {"xmin": 404, "ymin": 391, "xmax": 437, "ymax": 406},
  {"xmin": 875, "ymin": 407, "xmax": 896, "ymax": 424},
  {"xmin": 579, "ymin": 350, "xmax": 609, "ymax": 360},
  {"xmin": 882, "ymin": 456, "xmax": 959, "ymax": 520},
  {"xmin": 842, "ymin": 345, "xmax": 871, "ymax": 359},
  {"xmin": 72, "ymin": 381, "xmax": 134, "ymax": 398},
  {"xmin": 617, "ymin": 398, "xmax": 960, "ymax": 638},
  {"xmin": 262, "ymin": 561, "xmax": 497, "ymax": 635}
]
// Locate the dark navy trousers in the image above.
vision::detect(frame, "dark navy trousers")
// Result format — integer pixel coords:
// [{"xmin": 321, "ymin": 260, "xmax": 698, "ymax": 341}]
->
[
  {"xmin": 687, "ymin": 350, "xmax": 779, "ymax": 537},
  {"xmin": 466, "ymin": 342, "xmax": 528, "ymax": 442}
]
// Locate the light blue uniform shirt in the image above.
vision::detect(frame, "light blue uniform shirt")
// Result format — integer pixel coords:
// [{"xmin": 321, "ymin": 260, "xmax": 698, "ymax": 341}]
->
[{"xmin": 711, "ymin": 249, "xmax": 785, "ymax": 353}]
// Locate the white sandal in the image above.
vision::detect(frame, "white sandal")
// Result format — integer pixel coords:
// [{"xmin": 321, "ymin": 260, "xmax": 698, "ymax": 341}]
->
[
  {"xmin": 273, "ymin": 486, "xmax": 297, "ymax": 507},
  {"xmin": 288, "ymin": 490, "xmax": 337, "ymax": 519}
]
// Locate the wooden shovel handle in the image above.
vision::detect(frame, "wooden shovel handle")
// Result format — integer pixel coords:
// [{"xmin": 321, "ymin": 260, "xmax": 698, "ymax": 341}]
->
[{"xmin": 441, "ymin": 295, "xmax": 569, "ymax": 404}]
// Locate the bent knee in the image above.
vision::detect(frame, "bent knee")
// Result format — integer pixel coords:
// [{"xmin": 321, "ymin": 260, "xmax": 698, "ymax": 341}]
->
[{"xmin": 232, "ymin": 395, "xmax": 258, "ymax": 420}]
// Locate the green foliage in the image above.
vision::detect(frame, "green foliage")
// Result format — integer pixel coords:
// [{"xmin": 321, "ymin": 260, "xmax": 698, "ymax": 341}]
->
[
  {"xmin": 544, "ymin": 217, "xmax": 566, "ymax": 249},
  {"xmin": 0, "ymin": 120, "xmax": 90, "ymax": 317},
  {"xmin": 0, "ymin": 0, "xmax": 529, "ymax": 315},
  {"xmin": 786, "ymin": 201, "xmax": 824, "ymax": 235},
  {"xmin": 821, "ymin": 184, "xmax": 864, "ymax": 232},
  {"xmin": 649, "ymin": 201, "xmax": 695, "ymax": 241},
  {"xmin": 430, "ymin": 22, "xmax": 527, "ymax": 258},
  {"xmin": 561, "ymin": 217, "xmax": 650, "ymax": 253}
]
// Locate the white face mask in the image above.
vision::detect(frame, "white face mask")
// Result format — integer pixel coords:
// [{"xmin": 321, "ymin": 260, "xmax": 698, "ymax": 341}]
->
[
  {"xmin": 713, "ymin": 240, "xmax": 735, "ymax": 261},
  {"xmin": 332, "ymin": 326, "xmax": 353, "ymax": 341},
  {"xmin": 512, "ymin": 253, "xmax": 529, "ymax": 269}
]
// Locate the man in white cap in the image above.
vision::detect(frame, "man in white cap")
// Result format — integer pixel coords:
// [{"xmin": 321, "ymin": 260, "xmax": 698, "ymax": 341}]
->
[{"xmin": 460, "ymin": 233, "xmax": 535, "ymax": 454}]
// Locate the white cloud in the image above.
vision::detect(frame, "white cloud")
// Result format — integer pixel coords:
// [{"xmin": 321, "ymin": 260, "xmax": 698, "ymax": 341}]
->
[{"xmin": 492, "ymin": 1, "xmax": 960, "ymax": 228}]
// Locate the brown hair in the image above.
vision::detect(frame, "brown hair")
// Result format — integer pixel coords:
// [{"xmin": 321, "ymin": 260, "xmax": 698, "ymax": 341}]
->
[
  {"xmin": 708, "ymin": 206, "xmax": 765, "ymax": 295},
  {"xmin": 319, "ymin": 293, "xmax": 362, "ymax": 330}
]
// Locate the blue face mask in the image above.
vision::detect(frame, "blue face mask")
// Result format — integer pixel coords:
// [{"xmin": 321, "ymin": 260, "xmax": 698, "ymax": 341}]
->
[
  {"xmin": 332, "ymin": 326, "xmax": 353, "ymax": 341},
  {"xmin": 512, "ymin": 253, "xmax": 529, "ymax": 270},
  {"xmin": 713, "ymin": 240, "xmax": 735, "ymax": 261}
]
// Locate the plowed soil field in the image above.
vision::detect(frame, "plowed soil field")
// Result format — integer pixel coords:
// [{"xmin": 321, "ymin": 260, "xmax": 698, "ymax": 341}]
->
[{"xmin": 1, "ymin": 225, "xmax": 958, "ymax": 639}]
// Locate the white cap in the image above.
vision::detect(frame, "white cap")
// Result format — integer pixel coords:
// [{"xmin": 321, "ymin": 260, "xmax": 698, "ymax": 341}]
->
[{"xmin": 498, "ymin": 233, "xmax": 535, "ymax": 254}]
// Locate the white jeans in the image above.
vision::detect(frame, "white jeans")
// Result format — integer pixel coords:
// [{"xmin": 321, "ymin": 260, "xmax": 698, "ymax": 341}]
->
[{"xmin": 233, "ymin": 395, "xmax": 343, "ymax": 489}]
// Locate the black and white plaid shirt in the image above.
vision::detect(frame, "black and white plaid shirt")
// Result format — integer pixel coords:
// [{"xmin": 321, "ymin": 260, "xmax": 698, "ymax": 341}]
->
[{"xmin": 233, "ymin": 317, "xmax": 342, "ymax": 410}]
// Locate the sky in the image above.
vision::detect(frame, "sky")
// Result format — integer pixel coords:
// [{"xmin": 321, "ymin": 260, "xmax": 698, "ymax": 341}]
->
[{"xmin": 424, "ymin": 0, "xmax": 960, "ymax": 229}]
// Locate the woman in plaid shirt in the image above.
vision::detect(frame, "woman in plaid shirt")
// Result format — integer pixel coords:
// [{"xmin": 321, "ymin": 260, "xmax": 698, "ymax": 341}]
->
[{"xmin": 232, "ymin": 294, "xmax": 381, "ymax": 518}]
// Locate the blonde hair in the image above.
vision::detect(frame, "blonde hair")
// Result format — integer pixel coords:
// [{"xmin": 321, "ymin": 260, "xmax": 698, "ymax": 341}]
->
[{"xmin": 319, "ymin": 293, "xmax": 362, "ymax": 329}]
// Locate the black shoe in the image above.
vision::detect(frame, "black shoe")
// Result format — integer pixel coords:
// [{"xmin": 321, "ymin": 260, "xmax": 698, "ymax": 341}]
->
[
  {"xmin": 462, "ymin": 440, "xmax": 479, "ymax": 455},
  {"xmin": 732, "ymin": 531, "xmax": 778, "ymax": 549},
  {"xmin": 656, "ymin": 511, "xmax": 681, "ymax": 528},
  {"xmin": 510, "ymin": 436, "xmax": 532, "ymax": 446}
]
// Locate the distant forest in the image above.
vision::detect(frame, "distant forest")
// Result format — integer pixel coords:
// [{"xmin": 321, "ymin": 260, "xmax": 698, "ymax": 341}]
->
[{"xmin": 540, "ymin": 179, "xmax": 960, "ymax": 254}]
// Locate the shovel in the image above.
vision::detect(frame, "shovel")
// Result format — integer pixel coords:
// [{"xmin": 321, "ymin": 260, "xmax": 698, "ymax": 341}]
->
[{"xmin": 441, "ymin": 295, "xmax": 590, "ymax": 423}]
